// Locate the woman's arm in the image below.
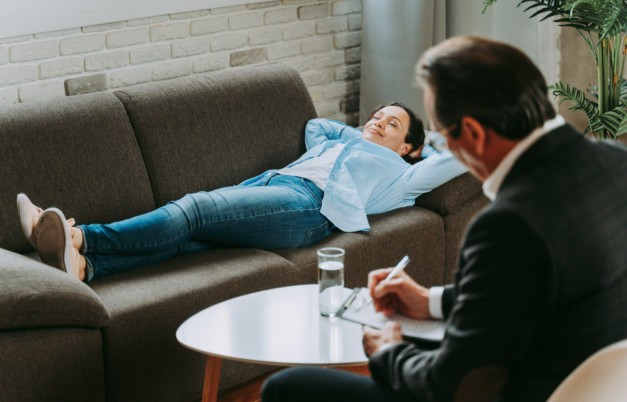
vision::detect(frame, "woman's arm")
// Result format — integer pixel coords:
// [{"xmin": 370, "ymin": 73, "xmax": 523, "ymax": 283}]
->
[
  {"xmin": 402, "ymin": 150, "xmax": 468, "ymax": 198},
  {"xmin": 305, "ymin": 118, "xmax": 362, "ymax": 150}
]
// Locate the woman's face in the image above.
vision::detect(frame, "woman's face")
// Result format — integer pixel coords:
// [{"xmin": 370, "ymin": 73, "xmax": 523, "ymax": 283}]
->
[{"xmin": 362, "ymin": 106, "xmax": 412, "ymax": 156}]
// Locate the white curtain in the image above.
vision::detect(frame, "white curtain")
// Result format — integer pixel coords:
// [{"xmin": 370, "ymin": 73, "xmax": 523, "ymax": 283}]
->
[
  {"xmin": 447, "ymin": 0, "xmax": 541, "ymax": 63},
  {"xmin": 359, "ymin": 0, "xmax": 445, "ymax": 123},
  {"xmin": 359, "ymin": 0, "xmax": 547, "ymax": 125}
]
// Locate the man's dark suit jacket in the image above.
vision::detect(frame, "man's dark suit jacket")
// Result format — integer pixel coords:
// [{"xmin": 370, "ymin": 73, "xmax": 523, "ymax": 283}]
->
[{"xmin": 369, "ymin": 124, "xmax": 627, "ymax": 402}]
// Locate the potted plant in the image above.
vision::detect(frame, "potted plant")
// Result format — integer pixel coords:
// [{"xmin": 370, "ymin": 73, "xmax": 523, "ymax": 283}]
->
[{"xmin": 482, "ymin": 0, "xmax": 627, "ymax": 140}]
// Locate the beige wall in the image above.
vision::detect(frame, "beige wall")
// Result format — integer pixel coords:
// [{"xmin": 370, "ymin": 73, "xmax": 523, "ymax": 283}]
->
[{"xmin": 558, "ymin": 27, "xmax": 597, "ymax": 134}]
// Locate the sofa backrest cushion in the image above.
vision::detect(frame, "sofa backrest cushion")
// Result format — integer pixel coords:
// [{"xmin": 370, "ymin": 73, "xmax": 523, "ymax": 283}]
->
[
  {"xmin": 415, "ymin": 172, "xmax": 487, "ymax": 216},
  {"xmin": 114, "ymin": 63, "xmax": 317, "ymax": 206},
  {"xmin": 0, "ymin": 93, "xmax": 155, "ymax": 253}
]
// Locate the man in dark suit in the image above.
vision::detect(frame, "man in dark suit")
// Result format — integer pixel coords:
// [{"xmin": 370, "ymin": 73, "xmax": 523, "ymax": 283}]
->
[{"xmin": 261, "ymin": 35, "xmax": 627, "ymax": 402}]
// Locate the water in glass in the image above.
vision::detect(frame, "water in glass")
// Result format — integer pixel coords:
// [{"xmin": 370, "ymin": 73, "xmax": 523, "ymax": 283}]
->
[{"xmin": 318, "ymin": 260, "xmax": 344, "ymax": 317}]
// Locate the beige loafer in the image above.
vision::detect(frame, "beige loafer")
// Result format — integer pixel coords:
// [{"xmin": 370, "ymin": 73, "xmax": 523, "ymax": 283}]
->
[
  {"xmin": 34, "ymin": 208, "xmax": 80, "ymax": 280},
  {"xmin": 16, "ymin": 193, "xmax": 44, "ymax": 248}
]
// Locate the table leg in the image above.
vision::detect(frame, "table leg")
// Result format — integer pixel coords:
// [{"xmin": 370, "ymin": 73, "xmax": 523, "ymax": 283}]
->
[{"xmin": 202, "ymin": 356, "xmax": 222, "ymax": 402}]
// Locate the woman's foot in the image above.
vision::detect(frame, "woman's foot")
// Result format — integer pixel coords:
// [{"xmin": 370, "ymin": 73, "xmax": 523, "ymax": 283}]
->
[
  {"xmin": 34, "ymin": 208, "xmax": 83, "ymax": 280},
  {"xmin": 16, "ymin": 193, "xmax": 44, "ymax": 247},
  {"xmin": 17, "ymin": 193, "xmax": 77, "ymax": 249}
]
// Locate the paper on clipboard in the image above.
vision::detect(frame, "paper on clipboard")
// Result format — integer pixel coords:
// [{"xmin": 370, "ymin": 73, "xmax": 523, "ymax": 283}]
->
[{"xmin": 339, "ymin": 288, "xmax": 445, "ymax": 342}]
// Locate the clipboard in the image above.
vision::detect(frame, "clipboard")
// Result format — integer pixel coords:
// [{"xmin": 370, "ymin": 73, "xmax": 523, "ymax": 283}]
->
[{"xmin": 338, "ymin": 287, "xmax": 445, "ymax": 342}]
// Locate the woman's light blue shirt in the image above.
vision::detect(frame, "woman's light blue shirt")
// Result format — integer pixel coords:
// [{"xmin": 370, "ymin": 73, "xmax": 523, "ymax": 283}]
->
[{"xmin": 245, "ymin": 119, "xmax": 468, "ymax": 232}]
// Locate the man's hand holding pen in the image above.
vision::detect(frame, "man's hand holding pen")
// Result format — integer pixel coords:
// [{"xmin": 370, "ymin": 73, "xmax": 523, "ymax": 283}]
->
[
  {"xmin": 362, "ymin": 259, "xmax": 432, "ymax": 356},
  {"xmin": 367, "ymin": 267, "xmax": 431, "ymax": 320}
]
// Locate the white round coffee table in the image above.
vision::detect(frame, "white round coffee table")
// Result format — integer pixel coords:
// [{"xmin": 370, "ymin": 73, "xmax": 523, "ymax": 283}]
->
[{"xmin": 176, "ymin": 284, "xmax": 368, "ymax": 402}]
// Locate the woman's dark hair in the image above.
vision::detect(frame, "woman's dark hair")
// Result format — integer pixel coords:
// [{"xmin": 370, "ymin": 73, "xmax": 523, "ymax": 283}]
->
[
  {"xmin": 367, "ymin": 102, "xmax": 425, "ymax": 164},
  {"xmin": 416, "ymin": 35, "xmax": 556, "ymax": 140}
]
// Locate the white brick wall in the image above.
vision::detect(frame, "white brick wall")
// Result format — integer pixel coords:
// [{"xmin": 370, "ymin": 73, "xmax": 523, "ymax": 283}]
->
[
  {"xmin": 34, "ymin": 28, "xmax": 82, "ymax": 39},
  {"xmin": 10, "ymin": 41, "xmax": 57, "ymax": 63},
  {"xmin": 312, "ymin": 51, "xmax": 344, "ymax": 69},
  {"xmin": 150, "ymin": 23, "xmax": 189, "ymax": 42},
  {"xmin": 334, "ymin": 31, "xmax": 360, "ymax": 48},
  {"xmin": 348, "ymin": 14, "xmax": 362, "ymax": 30},
  {"xmin": 282, "ymin": 55, "xmax": 312, "ymax": 72},
  {"xmin": 0, "ymin": 87, "xmax": 18, "ymax": 103},
  {"xmin": 316, "ymin": 17, "xmax": 347, "ymax": 34},
  {"xmin": 85, "ymin": 51, "xmax": 129, "ymax": 71},
  {"xmin": 128, "ymin": 16, "xmax": 169, "ymax": 27},
  {"xmin": 345, "ymin": 46, "xmax": 360, "ymax": 63},
  {"xmin": 298, "ymin": 3, "xmax": 330, "ymax": 20},
  {"xmin": 248, "ymin": 27, "xmax": 282, "ymax": 46},
  {"xmin": 192, "ymin": 53, "xmax": 229, "ymax": 73},
  {"xmin": 283, "ymin": 22, "xmax": 315, "ymax": 40},
  {"xmin": 39, "ymin": 57, "xmax": 84, "ymax": 79},
  {"xmin": 106, "ymin": 28, "xmax": 148, "ymax": 48},
  {"xmin": 152, "ymin": 59, "xmax": 192, "ymax": 80},
  {"xmin": 17, "ymin": 80, "xmax": 65, "ymax": 102},
  {"xmin": 210, "ymin": 32, "xmax": 247, "ymax": 52},
  {"xmin": 0, "ymin": 47, "xmax": 9, "ymax": 65},
  {"xmin": 302, "ymin": 69, "xmax": 334, "ymax": 87},
  {"xmin": 0, "ymin": 65, "xmax": 38, "ymax": 86},
  {"xmin": 130, "ymin": 44, "xmax": 170, "ymax": 64},
  {"xmin": 301, "ymin": 36, "xmax": 332, "ymax": 54},
  {"xmin": 267, "ymin": 39, "xmax": 301, "ymax": 60},
  {"xmin": 265, "ymin": 8, "xmax": 297, "ymax": 25},
  {"xmin": 332, "ymin": 0, "xmax": 361, "ymax": 15},
  {"xmin": 109, "ymin": 66, "xmax": 151, "ymax": 88},
  {"xmin": 0, "ymin": 0, "xmax": 362, "ymax": 124},
  {"xmin": 60, "ymin": 34, "xmax": 104, "ymax": 56},
  {"xmin": 191, "ymin": 17, "xmax": 228, "ymax": 36},
  {"xmin": 229, "ymin": 12, "xmax": 264, "ymax": 30},
  {"xmin": 171, "ymin": 38, "xmax": 211, "ymax": 58}
]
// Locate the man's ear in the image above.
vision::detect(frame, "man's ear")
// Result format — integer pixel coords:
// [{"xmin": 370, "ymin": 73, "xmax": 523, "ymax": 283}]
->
[{"xmin": 459, "ymin": 116, "xmax": 488, "ymax": 157}]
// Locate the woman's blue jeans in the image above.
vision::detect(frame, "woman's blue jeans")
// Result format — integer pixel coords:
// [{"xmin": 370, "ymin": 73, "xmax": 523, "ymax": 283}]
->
[{"xmin": 79, "ymin": 173, "xmax": 332, "ymax": 281}]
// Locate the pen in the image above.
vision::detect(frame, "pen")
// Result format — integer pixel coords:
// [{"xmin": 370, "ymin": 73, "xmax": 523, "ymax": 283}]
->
[
  {"xmin": 382, "ymin": 255, "xmax": 410, "ymax": 283},
  {"xmin": 343, "ymin": 290, "xmax": 358, "ymax": 309},
  {"xmin": 362, "ymin": 255, "xmax": 411, "ymax": 309}
]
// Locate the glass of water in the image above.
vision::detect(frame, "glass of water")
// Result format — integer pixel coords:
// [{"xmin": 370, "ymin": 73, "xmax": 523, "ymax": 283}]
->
[{"xmin": 317, "ymin": 247, "xmax": 345, "ymax": 317}]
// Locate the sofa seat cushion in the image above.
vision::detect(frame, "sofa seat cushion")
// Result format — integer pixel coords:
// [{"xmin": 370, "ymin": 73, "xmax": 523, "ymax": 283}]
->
[
  {"xmin": 0, "ymin": 92, "xmax": 155, "ymax": 253},
  {"xmin": 275, "ymin": 206, "xmax": 446, "ymax": 288},
  {"xmin": 90, "ymin": 248, "xmax": 299, "ymax": 402}
]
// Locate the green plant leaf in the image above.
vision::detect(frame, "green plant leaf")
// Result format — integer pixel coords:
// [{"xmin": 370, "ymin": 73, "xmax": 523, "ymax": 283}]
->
[
  {"xmin": 482, "ymin": 0, "xmax": 499, "ymax": 13},
  {"xmin": 551, "ymin": 81, "xmax": 599, "ymax": 116},
  {"xmin": 560, "ymin": 0, "xmax": 627, "ymax": 38},
  {"xmin": 600, "ymin": 1, "xmax": 627, "ymax": 38},
  {"xmin": 493, "ymin": 0, "xmax": 627, "ymax": 36},
  {"xmin": 519, "ymin": 0, "xmax": 567, "ymax": 21},
  {"xmin": 621, "ymin": 80, "xmax": 627, "ymax": 98},
  {"xmin": 480, "ymin": 0, "xmax": 626, "ymax": 138},
  {"xmin": 551, "ymin": 81, "xmax": 603, "ymax": 134},
  {"xmin": 598, "ymin": 103, "xmax": 627, "ymax": 138}
]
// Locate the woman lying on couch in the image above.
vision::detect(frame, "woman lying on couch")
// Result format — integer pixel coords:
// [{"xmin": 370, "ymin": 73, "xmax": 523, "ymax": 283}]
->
[{"xmin": 17, "ymin": 102, "xmax": 466, "ymax": 282}]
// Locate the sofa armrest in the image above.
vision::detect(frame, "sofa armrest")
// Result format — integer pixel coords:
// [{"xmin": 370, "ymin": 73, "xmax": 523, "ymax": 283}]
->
[
  {"xmin": 0, "ymin": 248, "xmax": 109, "ymax": 331},
  {"xmin": 415, "ymin": 172, "xmax": 486, "ymax": 216}
]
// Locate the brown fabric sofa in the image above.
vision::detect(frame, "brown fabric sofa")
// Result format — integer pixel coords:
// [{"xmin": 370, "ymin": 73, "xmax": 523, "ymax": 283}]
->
[{"xmin": 0, "ymin": 64, "xmax": 488, "ymax": 402}]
